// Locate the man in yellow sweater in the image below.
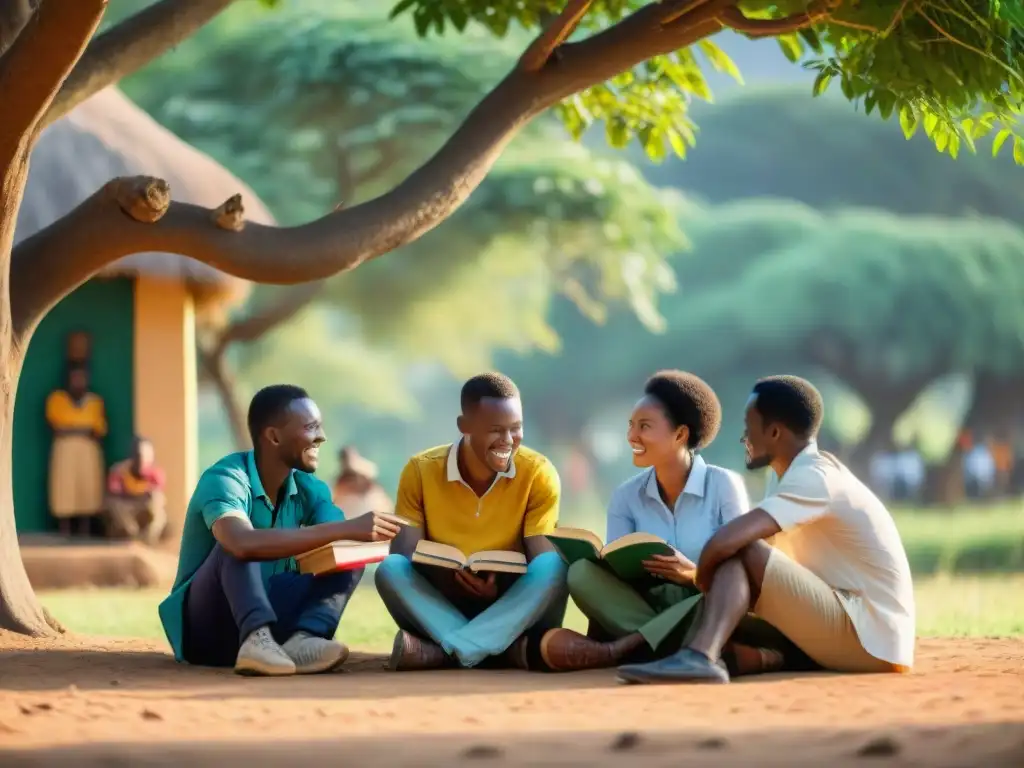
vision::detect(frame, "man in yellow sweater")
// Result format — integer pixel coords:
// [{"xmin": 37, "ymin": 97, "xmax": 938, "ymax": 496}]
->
[{"xmin": 375, "ymin": 373, "xmax": 568, "ymax": 671}]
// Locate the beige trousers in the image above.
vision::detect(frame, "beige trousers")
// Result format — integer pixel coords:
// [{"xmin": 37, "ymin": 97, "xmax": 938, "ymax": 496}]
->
[{"xmin": 754, "ymin": 549, "xmax": 897, "ymax": 674}]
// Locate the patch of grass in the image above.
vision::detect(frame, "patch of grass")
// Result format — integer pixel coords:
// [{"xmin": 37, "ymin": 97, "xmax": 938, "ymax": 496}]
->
[{"xmin": 39, "ymin": 573, "xmax": 1024, "ymax": 653}]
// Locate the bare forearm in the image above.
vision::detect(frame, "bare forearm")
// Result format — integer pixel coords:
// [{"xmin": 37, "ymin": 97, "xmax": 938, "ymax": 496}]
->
[
  {"xmin": 216, "ymin": 520, "xmax": 354, "ymax": 562},
  {"xmin": 702, "ymin": 509, "xmax": 782, "ymax": 571}
]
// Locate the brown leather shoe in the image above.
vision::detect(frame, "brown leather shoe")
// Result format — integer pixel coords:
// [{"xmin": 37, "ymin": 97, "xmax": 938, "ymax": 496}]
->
[
  {"xmin": 388, "ymin": 630, "xmax": 449, "ymax": 672},
  {"xmin": 540, "ymin": 628, "xmax": 645, "ymax": 672}
]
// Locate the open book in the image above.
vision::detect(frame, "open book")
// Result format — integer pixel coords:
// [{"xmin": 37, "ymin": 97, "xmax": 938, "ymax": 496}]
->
[
  {"xmin": 412, "ymin": 539, "xmax": 527, "ymax": 575},
  {"xmin": 544, "ymin": 528, "xmax": 675, "ymax": 581},
  {"xmin": 296, "ymin": 540, "xmax": 392, "ymax": 575}
]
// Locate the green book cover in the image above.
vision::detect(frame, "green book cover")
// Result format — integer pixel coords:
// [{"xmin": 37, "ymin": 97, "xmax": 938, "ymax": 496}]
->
[
  {"xmin": 545, "ymin": 535, "xmax": 600, "ymax": 565},
  {"xmin": 602, "ymin": 541, "xmax": 674, "ymax": 581}
]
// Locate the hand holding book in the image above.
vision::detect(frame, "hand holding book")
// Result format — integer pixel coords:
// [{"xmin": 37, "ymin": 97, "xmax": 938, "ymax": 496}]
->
[
  {"xmin": 454, "ymin": 569, "xmax": 498, "ymax": 599},
  {"xmin": 642, "ymin": 551, "xmax": 697, "ymax": 586}
]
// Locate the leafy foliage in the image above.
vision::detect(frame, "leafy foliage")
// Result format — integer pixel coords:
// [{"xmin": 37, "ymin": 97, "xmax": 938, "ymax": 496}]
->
[
  {"xmin": 635, "ymin": 86, "xmax": 1024, "ymax": 224},
  {"xmin": 387, "ymin": 0, "xmax": 1024, "ymax": 164}
]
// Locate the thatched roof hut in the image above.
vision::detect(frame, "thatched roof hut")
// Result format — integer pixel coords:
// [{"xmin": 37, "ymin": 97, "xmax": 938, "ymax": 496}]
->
[
  {"xmin": 16, "ymin": 86, "xmax": 276, "ymax": 319},
  {"xmin": 13, "ymin": 87, "xmax": 278, "ymax": 545}
]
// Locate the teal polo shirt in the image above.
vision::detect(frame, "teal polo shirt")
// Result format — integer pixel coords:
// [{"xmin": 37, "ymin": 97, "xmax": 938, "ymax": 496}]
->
[{"xmin": 158, "ymin": 450, "xmax": 344, "ymax": 662}]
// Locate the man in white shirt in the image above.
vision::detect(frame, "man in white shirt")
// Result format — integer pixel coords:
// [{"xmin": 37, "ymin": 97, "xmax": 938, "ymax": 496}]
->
[{"xmin": 618, "ymin": 375, "xmax": 916, "ymax": 684}]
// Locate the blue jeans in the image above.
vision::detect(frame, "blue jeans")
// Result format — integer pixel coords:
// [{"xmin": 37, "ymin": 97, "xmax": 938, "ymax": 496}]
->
[
  {"xmin": 183, "ymin": 544, "xmax": 362, "ymax": 667},
  {"xmin": 374, "ymin": 551, "xmax": 568, "ymax": 669}
]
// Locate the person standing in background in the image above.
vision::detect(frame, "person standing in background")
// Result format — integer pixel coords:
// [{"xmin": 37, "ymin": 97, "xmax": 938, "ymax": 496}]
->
[
  {"xmin": 46, "ymin": 365, "xmax": 107, "ymax": 537},
  {"xmin": 332, "ymin": 446, "xmax": 393, "ymax": 517}
]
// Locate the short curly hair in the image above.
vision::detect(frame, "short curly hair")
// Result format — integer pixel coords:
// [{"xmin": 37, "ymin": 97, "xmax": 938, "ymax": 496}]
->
[
  {"xmin": 751, "ymin": 375, "xmax": 823, "ymax": 438},
  {"xmin": 461, "ymin": 372, "xmax": 519, "ymax": 412},
  {"xmin": 643, "ymin": 370, "xmax": 722, "ymax": 450}
]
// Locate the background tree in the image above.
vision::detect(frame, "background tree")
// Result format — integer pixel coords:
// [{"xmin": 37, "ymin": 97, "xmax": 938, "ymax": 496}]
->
[
  {"xmin": 2, "ymin": 0, "xmax": 1023, "ymax": 637},
  {"xmin": 502, "ymin": 200, "xmax": 1024, "ymax": 483}
]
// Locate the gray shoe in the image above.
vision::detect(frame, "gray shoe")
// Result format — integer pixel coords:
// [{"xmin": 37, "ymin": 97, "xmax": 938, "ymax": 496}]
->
[
  {"xmin": 234, "ymin": 626, "xmax": 297, "ymax": 677},
  {"xmin": 617, "ymin": 648, "xmax": 730, "ymax": 685},
  {"xmin": 282, "ymin": 631, "xmax": 350, "ymax": 674}
]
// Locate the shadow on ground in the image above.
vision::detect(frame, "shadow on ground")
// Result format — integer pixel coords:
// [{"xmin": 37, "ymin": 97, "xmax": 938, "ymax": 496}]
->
[{"xmin": 2, "ymin": 722, "xmax": 1023, "ymax": 767}]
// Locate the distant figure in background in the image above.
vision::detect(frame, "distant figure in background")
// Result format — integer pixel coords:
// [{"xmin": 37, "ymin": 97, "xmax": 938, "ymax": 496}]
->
[
  {"xmin": 894, "ymin": 445, "xmax": 925, "ymax": 502},
  {"xmin": 66, "ymin": 330, "xmax": 92, "ymax": 369},
  {"xmin": 106, "ymin": 436, "xmax": 167, "ymax": 545},
  {"xmin": 989, "ymin": 432, "xmax": 1014, "ymax": 497},
  {"xmin": 964, "ymin": 439, "xmax": 996, "ymax": 499},
  {"xmin": 45, "ymin": 365, "xmax": 107, "ymax": 537},
  {"xmin": 332, "ymin": 446, "xmax": 393, "ymax": 516}
]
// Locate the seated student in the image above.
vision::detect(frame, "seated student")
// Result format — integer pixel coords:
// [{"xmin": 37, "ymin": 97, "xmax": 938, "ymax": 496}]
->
[
  {"xmin": 375, "ymin": 373, "xmax": 568, "ymax": 671},
  {"xmin": 540, "ymin": 371, "xmax": 785, "ymax": 675},
  {"xmin": 158, "ymin": 385, "xmax": 401, "ymax": 677},
  {"xmin": 618, "ymin": 376, "xmax": 916, "ymax": 684},
  {"xmin": 106, "ymin": 435, "xmax": 168, "ymax": 545}
]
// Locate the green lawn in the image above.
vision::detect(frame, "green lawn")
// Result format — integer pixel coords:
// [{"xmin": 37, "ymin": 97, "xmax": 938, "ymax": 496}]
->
[{"xmin": 39, "ymin": 572, "xmax": 1024, "ymax": 652}]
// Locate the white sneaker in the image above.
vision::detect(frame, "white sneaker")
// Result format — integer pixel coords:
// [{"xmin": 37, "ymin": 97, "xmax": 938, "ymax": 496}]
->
[
  {"xmin": 281, "ymin": 631, "xmax": 350, "ymax": 674},
  {"xmin": 234, "ymin": 626, "xmax": 297, "ymax": 676}
]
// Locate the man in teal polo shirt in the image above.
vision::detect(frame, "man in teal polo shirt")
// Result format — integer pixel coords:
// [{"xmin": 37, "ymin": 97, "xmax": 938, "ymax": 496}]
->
[{"xmin": 158, "ymin": 384, "xmax": 401, "ymax": 676}]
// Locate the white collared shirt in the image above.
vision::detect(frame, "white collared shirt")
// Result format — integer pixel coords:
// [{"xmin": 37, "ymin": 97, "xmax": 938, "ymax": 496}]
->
[
  {"xmin": 760, "ymin": 443, "xmax": 916, "ymax": 669},
  {"xmin": 605, "ymin": 454, "xmax": 751, "ymax": 563}
]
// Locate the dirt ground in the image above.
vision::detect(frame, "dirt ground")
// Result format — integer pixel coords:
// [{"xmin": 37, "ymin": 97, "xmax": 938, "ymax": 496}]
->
[{"xmin": 0, "ymin": 631, "xmax": 1022, "ymax": 766}]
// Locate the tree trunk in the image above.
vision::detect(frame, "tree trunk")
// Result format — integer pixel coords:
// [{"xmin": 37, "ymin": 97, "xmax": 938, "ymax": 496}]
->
[
  {"xmin": 199, "ymin": 346, "xmax": 250, "ymax": 450},
  {"xmin": 0, "ymin": 152, "xmax": 60, "ymax": 635}
]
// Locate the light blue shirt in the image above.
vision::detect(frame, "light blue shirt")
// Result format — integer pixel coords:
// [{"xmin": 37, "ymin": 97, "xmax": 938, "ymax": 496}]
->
[{"xmin": 605, "ymin": 454, "xmax": 751, "ymax": 563}]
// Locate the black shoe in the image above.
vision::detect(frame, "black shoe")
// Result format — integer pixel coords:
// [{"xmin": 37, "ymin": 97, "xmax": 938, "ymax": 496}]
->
[{"xmin": 616, "ymin": 648, "xmax": 730, "ymax": 685}]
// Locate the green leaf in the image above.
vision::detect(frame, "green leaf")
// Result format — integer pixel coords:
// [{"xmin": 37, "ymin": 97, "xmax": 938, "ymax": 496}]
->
[
  {"xmin": 389, "ymin": 0, "xmax": 417, "ymax": 20},
  {"xmin": 697, "ymin": 40, "xmax": 744, "ymax": 84},
  {"xmin": 924, "ymin": 112, "xmax": 939, "ymax": 138},
  {"xmin": 864, "ymin": 93, "xmax": 877, "ymax": 115},
  {"xmin": 666, "ymin": 127, "xmax": 687, "ymax": 159},
  {"xmin": 993, "ymin": 128, "xmax": 1013, "ymax": 157},
  {"xmin": 812, "ymin": 71, "xmax": 832, "ymax": 97},
  {"xmin": 1014, "ymin": 136, "xmax": 1024, "ymax": 165},
  {"xmin": 899, "ymin": 105, "xmax": 918, "ymax": 139},
  {"xmin": 935, "ymin": 126, "xmax": 949, "ymax": 153},
  {"xmin": 798, "ymin": 28, "xmax": 823, "ymax": 54},
  {"xmin": 777, "ymin": 34, "xmax": 803, "ymax": 64},
  {"xmin": 948, "ymin": 132, "xmax": 960, "ymax": 159}
]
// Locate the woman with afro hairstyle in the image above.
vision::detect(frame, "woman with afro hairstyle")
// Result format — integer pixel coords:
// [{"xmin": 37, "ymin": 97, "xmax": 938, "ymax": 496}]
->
[{"xmin": 539, "ymin": 371, "xmax": 791, "ymax": 675}]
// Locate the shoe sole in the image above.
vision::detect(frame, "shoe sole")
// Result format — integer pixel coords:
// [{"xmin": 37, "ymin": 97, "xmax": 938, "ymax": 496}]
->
[
  {"xmin": 294, "ymin": 645, "xmax": 350, "ymax": 675},
  {"xmin": 616, "ymin": 671, "xmax": 728, "ymax": 685},
  {"xmin": 387, "ymin": 631, "xmax": 406, "ymax": 671},
  {"xmin": 234, "ymin": 659, "xmax": 297, "ymax": 677}
]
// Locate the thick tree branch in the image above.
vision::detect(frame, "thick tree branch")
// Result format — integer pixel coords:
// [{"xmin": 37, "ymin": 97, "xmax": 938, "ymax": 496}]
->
[
  {"xmin": 0, "ymin": 0, "xmax": 106, "ymax": 141},
  {"xmin": 11, "ymin": 0, "xmax": 744, "ymax": 338},
  {"xmin": 720, "ymin": 0, "xmax": 837, "ymax": 38},
  {"xmin": 520, "ymin": 0, "xmax": 594, "ymax": 72},
  {"xmin": 41, "ymin": 0, "xmax": 236, "ymax": 129}
]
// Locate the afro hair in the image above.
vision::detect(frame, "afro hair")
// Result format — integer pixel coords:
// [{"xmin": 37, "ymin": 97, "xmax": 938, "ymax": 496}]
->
[{"xmin": 643, "ymin": 370, "xmax": 722, "ymax": 450}]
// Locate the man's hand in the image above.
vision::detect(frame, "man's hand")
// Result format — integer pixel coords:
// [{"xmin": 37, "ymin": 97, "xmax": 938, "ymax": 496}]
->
[
  {"xmin": 342, "ymin": 511, "xmax": 402, "ymax": 542},
  {"xmin": 454, "ymin": 570, "xmax": 498, "ymax": 601},
  {"xmin": 642, "ymin": 550, "xmax": 697, "ymax": 586}
]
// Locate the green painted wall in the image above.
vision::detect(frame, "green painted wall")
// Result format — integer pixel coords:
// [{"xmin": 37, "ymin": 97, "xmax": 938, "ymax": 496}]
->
[{"xmin": 14, "ymin": 278, "xmax": 135, "ymax": 533}]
